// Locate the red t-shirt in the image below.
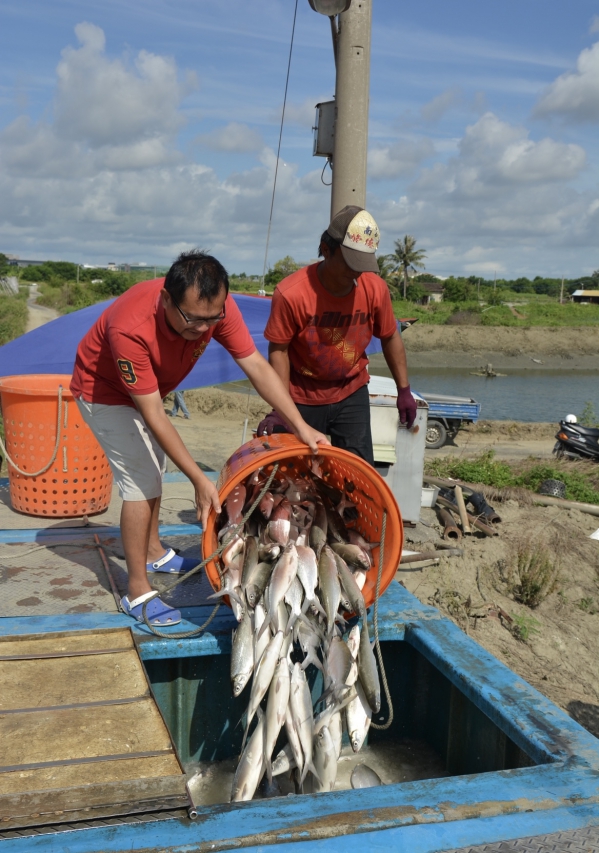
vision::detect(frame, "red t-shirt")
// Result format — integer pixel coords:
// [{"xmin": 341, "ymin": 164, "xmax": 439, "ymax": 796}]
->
[
  {"xmin": 264, "ymin": 263, "xmax": 397, "ymax": 405},
  {"xmin": 70, "ymin": 278, "xmax": 256, "ymax": 406}
]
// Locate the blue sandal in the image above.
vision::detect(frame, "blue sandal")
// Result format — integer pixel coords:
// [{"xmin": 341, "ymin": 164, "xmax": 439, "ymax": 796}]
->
[
  {"xmin": 120, "ymin": 592, "xmax": 181, "ymax": 626},
  {"xmin": 146, "ymin": 547, "xmax": 199, "ymax": 575}
]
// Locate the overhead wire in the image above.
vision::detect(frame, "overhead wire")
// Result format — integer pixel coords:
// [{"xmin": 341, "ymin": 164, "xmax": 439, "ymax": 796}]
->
[{"xmin": 260, "ymin": 0, "xmax": 300, "ymax": 288}]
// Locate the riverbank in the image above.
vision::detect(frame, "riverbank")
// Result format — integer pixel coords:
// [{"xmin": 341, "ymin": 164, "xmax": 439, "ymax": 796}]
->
[{"xmin": 398, "ymin": 325, "xmax": 599, "ymax": 371}]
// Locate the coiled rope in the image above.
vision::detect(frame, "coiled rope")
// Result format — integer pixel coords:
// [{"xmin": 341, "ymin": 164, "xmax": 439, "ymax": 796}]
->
[
  {"xmin": 0, "ymin": 385, "xmax": 64, "ymax": 477},
  {"xmin": 370, "ymin": 509, "xmax": 394, "ymax": 730},
  {"xmin": 140, "ymin": 464, "xmax": 280, "ymax": 639}
]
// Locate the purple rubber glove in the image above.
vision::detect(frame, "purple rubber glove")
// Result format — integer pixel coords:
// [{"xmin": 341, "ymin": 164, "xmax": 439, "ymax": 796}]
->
[
  {"xmin": 256, "ymin": 410, "xmax": 291, "ymax": 437},
  {"xmin": 397, "ymin": 385, "xmax": 417, "ymax": 429}
]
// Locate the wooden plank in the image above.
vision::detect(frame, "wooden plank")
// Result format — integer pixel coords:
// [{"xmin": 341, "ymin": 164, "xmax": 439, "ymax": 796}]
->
[
  {"xmin": 0, "ymin": 774, "xmax": 188, "ymax": 820},
  {"xmin": 0, "ymin": 700, "xmax": 173, "ymax": 767},
  {"xmin": 0, "ymin": 754, "xmax": 182, "ymax": 795},
  {"xmin": 0, "ymin": 628, "xmax": 133, "ymax": 657},
  {"xmin": 0, "ymin": 651, "xmax": 148, "ymax": 710}
]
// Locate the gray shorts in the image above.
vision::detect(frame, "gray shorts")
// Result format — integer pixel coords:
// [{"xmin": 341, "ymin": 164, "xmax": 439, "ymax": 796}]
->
[{"xmin": 75, "ymin": 398, "xmax": 166, "ymax": 501}]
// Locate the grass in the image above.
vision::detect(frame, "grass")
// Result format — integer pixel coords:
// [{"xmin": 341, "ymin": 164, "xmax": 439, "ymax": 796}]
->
[
  {"xmin": 392, "ymin": 297, "xmax": 599, "ymax": 326},
  {"xmin": 425, "ymin": 450, "xmax": 599, "ymax": 504},
  {"xmin": 510, "ymin": 614, "xmax": 541, "ymax": 642},
  {"xmin": 0, "ymin": 291, "xmax": 28, "ymax": 344}
]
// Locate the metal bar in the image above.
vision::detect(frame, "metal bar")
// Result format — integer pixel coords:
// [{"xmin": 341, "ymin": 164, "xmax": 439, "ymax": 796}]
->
[
  {"xmin": 0, "ymin": 749, "xmax": 175, "ymax": 774},
  {"xmin": 0, "ymin": 694, "xmax": 151, "ymax": 715},
  {"xmin": 0, "ymin": 647, "xmax": 133, "ymax": 661}
]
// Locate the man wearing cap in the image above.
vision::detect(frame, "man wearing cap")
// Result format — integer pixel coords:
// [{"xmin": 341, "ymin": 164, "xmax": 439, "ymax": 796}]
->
[{"xmin": 257, "ymin": 206, "xmax": 416, "ymax": 464}]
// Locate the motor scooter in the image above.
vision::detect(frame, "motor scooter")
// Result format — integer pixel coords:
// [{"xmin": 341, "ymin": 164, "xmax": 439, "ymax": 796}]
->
[{"xmin": 553, "ymin": 416, "xmax": 599, "ymax": 462}]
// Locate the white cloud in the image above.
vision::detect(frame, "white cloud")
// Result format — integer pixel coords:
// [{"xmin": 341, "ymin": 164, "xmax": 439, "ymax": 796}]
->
[
  {"xmin": 368, "ymin": 138, "xmax": 435, "ymax": 180},
  {"xmin": 590, "ymin": 16, "xmax": 599, "ymax": 34},
  {"xmin": 53, "ymin": 22, "xmax": 196, "ymax": 148},
  {"xmin": 534, "ymin": 41, "xmax": 599, "ymax": 122},
  {"xmin": 420, "ymin": 88, "xmax": 460, "ymax": 123},
  {"xmin": 196, "ymin": 122, "xmax": 263, "ymax": 153}
]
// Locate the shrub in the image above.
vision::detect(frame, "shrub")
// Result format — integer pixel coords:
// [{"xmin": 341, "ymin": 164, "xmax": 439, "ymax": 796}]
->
[{"xmin": 507, "ymin": 539, "xmax": 560, "ymax": 608}]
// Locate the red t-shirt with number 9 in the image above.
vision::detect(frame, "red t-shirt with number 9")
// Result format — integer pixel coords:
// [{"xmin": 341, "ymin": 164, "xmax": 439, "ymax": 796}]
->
[{"xmin": 70, "ymin": 278, "xmax": 255, "ymax": 406}]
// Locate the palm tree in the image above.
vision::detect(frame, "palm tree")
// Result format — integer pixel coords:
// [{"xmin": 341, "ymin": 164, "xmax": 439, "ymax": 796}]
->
[
  {"xmin": 389, "ymin": 235, "xmax": 427, "ymax": 299},
  {"xmin": 376, "ymin": 254, "xmax": 401, "ymax": 299}
]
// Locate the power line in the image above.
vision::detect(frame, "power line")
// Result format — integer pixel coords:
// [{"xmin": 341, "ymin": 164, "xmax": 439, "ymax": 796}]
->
[{"xmin": 260, "ymin": 0, "xmax": 299, "ymax": 289}]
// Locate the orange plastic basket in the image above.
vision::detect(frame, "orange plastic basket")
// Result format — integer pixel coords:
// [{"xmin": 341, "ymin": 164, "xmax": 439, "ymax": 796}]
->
[
  {"xmin": 202, "ymin": 433, "xmax": 403, "ymax": 609},
  {"xmin": 0, "ymin": 374, "xmax": 113, "ymax": 518}
]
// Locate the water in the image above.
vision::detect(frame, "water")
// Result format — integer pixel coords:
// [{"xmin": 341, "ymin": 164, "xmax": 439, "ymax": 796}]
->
[
  {"xmin": 186, "ymin": 739, "xmax": 448, "ymax": 806},
  {"xmin": 370, "ymin": 364, "xmax": 598, "ymax": 423},
  {"xmin": 216, "ymin": 367, "xmax": 598, "ymax": 423}
]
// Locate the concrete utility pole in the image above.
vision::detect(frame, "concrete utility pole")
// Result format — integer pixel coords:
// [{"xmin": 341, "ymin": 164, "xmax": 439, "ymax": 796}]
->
[{"xmin": 330, "ymin": 0, "xmax": 372, "ymax": 217}]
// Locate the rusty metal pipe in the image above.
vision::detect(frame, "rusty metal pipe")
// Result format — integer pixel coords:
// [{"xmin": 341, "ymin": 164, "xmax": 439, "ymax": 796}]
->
[
  {"xmin": 436, "ymin": 507, "xmax": 462, "ymax": 541},
  {"xmin": 400, "ymin": 549, "xmax": 463, "ymax": 563}
]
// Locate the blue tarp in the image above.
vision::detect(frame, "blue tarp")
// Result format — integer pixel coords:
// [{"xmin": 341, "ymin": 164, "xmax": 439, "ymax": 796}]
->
[{"xmin": 0, "ymin": 293, "xmax": 385, "ymax": 388}]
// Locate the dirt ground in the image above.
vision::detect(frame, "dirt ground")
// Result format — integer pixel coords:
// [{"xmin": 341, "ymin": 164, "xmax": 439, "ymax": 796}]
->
[
  {"xmin": 401, "ymin": 324, "xmax": 599, "ymax": 370},
  {"xmin": 168, "ymin": 386, "xmax": 599, "ymax": 739}
]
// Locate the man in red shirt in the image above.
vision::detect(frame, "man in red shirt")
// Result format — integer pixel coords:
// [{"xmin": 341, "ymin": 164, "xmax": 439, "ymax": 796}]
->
[
  {"xmin": 258, "ymin": 206, "xmax": 416, "ymax": 464},
  {"xmin": 71, "ymin": 250, "xmax": 327, "ymax": 627}
]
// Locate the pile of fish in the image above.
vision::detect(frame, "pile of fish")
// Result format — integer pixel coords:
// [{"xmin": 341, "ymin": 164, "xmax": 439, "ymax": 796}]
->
[{"xmin": 211, "ymin": 458, "xmax": 384, "ymax": 801}]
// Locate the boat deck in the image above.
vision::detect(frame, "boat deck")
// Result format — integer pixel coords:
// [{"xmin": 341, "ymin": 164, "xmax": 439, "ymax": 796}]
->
[{"xmin": 1, "ymin": 473, "xmax": 599, "ymax": 852}]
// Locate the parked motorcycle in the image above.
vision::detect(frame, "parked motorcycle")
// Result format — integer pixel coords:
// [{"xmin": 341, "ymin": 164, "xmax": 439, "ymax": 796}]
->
[{"xmin": 553, "ymin": 415, "xmax": 599, "ymax": 462}]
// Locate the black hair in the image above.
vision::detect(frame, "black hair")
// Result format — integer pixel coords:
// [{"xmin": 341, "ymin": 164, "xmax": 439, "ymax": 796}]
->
[
  {"xmin": 318, "ymin": 230, "xmax": 340, "ymax": 258},
  {"xmin": 164, "ymin": 250, "xmax": 229, "ymax": 303}
]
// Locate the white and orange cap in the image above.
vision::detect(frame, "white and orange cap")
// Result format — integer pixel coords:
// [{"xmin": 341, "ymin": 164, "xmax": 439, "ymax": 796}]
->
[{"xmin": 326, "ymin": 205, "xmax": 380, "ymax": 273}]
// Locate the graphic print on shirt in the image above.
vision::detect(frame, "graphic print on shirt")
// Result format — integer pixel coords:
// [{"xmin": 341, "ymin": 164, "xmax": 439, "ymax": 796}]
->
[
  {"xmin": 117, "ymin": 359, "xmax": 138, "ymax": 385},
  {"xmin": 298, "ymin": 318, "xmax": 373, "ymax": 381},
  {"xmin": 192, "ymin": 342, "xmax": 208, "ymax": 362}
]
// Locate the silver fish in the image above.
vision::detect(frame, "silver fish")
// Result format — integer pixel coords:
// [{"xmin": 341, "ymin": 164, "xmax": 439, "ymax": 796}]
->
[
  {"xmin": 263, "ymin": 657, "xmax": 290, "ymax": 781},
  {"xmin": 330, "ymin": 542, "xmax": 371, "ymax": 572},
  {"xmin": 309, "ymin": 502, "xmax": 327, "ymax": 560},
  {"xmin": 245, "ymin": 561, "xmax": 273, "ymax": 609},
  {"xmin": 240, "ymin": 536, "xmax": 259, "ymax": 589},
  {"xmin": 324, "ymin": 635, "xmax": 353, "ymax": 696},
  {"xmin": 334, "ymin": 551, "xmax": 366, "ymax": 618},
  {"xmin": 230, "ymin": 608, "xmax": 254, "ymax": 697},
  {"xmin": 317, "ymin": 546, "xmax": 341, "ymax": 634},
  {"xmin": 289, "ymin": 663, "xmax": 318, "ymax": 784},
  {"xmin": 284, "ymin": 703, "xmax": 304, "ymax": 778},
  {"xmin": 260, "ymin": 543, "xmax": 298, "ymax": 636},
  {"xmin": 266, "ymin": 499, "xmax": 291, "ymax": 546},
  {"xmin": 312, "ymin": 725, "xmax": 337, "ymax": 792},
  {"xmin": 284, "ymin": 576, "xmax": 304, "ymax": 634},
  {"xmin": 254, "ymin": 601, "xmax": 271, "ymax": 667},
  {"xmin": 350, "ymin": 763, "xmax": 382, "ymax": 789},
  {"xmin": 346, "ymin": 678, "xmax": 372, "ymax": 753},
  {"xmin": 272, "ymin": 741, "xmax": 297, "ymax": 776},
  {"xmin": 357, "ymin": 620, "xmax": 381, "ymax": 714},
  {"xmin": 244, "ymin": 630, "xmax": 284, "ymax": 743},
  {"xmin": 296, "ymin": 545, "xmax": 325, "ymax": 616},
  {"xmin": 231, "ymin": 711, "xmax": 265, "ymax": 802}
]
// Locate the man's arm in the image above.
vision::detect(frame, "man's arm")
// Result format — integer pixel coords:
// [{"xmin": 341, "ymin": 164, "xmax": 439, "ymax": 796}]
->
[
  {"xmin": 131, "ymin": 390, "xmax": 220, "ymax": 529},
  {"xmin": 268, "ymin": 342, "xmax": 291, "ymax": 390},
  {"xmin": 380, "ymin": 329, "xmax": 410, "ymax": 388},
  {"xmin": 236, "ymin": 350, "xmax": 328, "ymax": 452},
  {"xmin": 380, "ymin": 329, "xmax": 417, "ymax": 428}
]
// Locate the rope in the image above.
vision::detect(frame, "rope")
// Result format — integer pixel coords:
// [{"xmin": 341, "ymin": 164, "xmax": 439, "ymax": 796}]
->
[
  {"xmin": 140, "ymin": 464, "xmax": 281, "ymax": 639},
  {"xmin": 0, "ymin": 385, "xmax": 64, "ymax": 478},
  {"xmin": 259, "ymin": 0, "xmax": 299, "ymax": 289},
  {"xmin": 371, "ymin": 510, "xmax": 394, "ymax": 730}
]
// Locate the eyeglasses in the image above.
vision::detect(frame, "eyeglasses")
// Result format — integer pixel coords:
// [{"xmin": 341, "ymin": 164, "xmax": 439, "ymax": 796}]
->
[{"xmin": 171, "ymin": 297, "xmax": 226, "ymax": 326}]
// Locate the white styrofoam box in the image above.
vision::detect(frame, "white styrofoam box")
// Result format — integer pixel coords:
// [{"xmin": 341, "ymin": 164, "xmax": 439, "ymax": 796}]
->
[{"xmin": 421, "ymin": 486, "xmax": 440, "ymax": 507}]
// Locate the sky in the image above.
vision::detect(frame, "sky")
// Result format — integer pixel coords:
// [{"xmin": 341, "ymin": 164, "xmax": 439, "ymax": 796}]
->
[{"xmin": 1, "ymin": 0, "xmax": 598, "ymax": 279}]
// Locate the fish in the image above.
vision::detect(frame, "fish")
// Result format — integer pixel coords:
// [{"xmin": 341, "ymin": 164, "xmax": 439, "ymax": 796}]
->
[
  {"xmin": 357, "ymin": 619, "xmax": 381, "ymax": 714},
  {"xmin": 230, "ymin": 608, "xmax": 254, "ymax": 697},
  {"xmin": 309, "ymin": 502, "xmax": 327, "ymax": 560},
  {"xmin": 259, "ymin": 543, "xmax": 298, "ymax": 637},
  {"xmin": 289, "ymin": 663, "xmax": 319, "ymax": 784},
  {"xmin": 284, "ymin": 576, "xmax": 304, "ymax": 635},
  {"xmin": 266, "ymin": 499, "xmax": 291, "ymax": 546},
  {"xmin": 243, "ymin": 630, "xmax": 284, "ymax": 744},
  {"xmin": 245, "ymin": 561, "xmax": 273, "ymax": 609},
  {"xmin": 346, "ymin": 679, "xmax": 372, "ymax": 753},
  {"xmin": 220, "ymin": 483, "xmax": 247, "ymax": 541},
  {"xmin": 333, "ymin": 551, "xmax": 366, "ymax": 617},
  {"xmin": 317, "ymin": 546, "xmax": 341, "ymax": 634},
  {"xmin": 263, "ymin": 657, "xmax": 290, "ymax": 782},
  {"xmin": 350, "ymin": 763, "xmax": 382, "ymax": 789},
  {"xmin": 330, "ymin": 542, "xmax": 371, "ymax": 572},
  {"xmin": 231, "ymin": 711, "xmax": 265, "ymax": 802},
  {"xmin": 254, "ymin": 600, "xmax": 271, "ymax": 666},
  {"xmin": 271, "ymin": 741, "xmax": 297, "ymax": 777},
  {"xmin": 311, "ymin": 726, "xmax": 337, "ymax": 792}
]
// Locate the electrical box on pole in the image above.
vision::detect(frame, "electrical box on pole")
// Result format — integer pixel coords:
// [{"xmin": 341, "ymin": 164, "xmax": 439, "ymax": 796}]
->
[{"xmin": 313, "ymin": 101, "xmax": 335, "ymax": 157}]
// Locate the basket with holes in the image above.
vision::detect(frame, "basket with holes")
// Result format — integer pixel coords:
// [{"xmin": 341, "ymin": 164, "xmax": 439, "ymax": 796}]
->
[
  {"xmin": 202, "ymin": 433, "xmax": 403, "ymax": 609},
  {"xmin": 0, "ymin": 374, "xmax": 113, "ymax": 518}
]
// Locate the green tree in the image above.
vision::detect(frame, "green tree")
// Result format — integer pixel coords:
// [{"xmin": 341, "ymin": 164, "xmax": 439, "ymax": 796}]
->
[
  {"xmin": 388, "ymin": 235, "xmax": 427, "ymax": 299},
  {"xmin": 264, "ymin": 256, "xmax": 301, "ymax": 288},
  {"xmin": 376, "ymin": 255, "xmax": 400, "ymax": 298},
  {"xmin": 443, "ymin": 277, "xmax": 476, "ymax": 302},
  {"xmin": 406, "ymin": 281, "xmax": 426, "ymax": 303}
]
